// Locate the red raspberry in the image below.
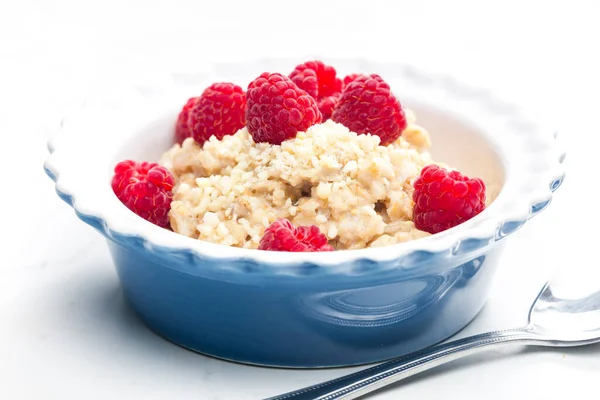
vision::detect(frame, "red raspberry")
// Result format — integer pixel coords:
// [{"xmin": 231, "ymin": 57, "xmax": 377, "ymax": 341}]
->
[
  {"xmin": 174, "ymin": 97, "xmax": 200, "ymax": 144},
  {"xmin": 176, "ymin": 83, "xmax": 246, "ymax": 146},
  {"xmin": 412, "ymin": 165, "xmax": 486, "ymax": 234},
  {"xmin": 342, "ymin": 73, "xmax": 363, "ymax": 87},
  {"xmin": 290, "ymin": 60, "xmax": 343, "ymax": 121},
  {"xmin": 289, "ymin": 66, "xmax": 318, "ymax": 98},
  {"xmin": 258, "ymin": 218, "xmax": 334, "ymax": 252},
  {"xmin": 111, "ymin": 160, "xmax": 175, "ymax": 228},
  {"xmin": 246, "ymin": 73, "xmax": 322, "ymax": 145},
  {"xmin": 317, "ymin": 95, "xmax": 340, "ymax": 121},
  {"xmin": 290, "ymin": 60, "xmax": 343, "ymax": 99},
  {"xmin": 331, "ymin": 74, "xmax": 407, "ymax": 145}
]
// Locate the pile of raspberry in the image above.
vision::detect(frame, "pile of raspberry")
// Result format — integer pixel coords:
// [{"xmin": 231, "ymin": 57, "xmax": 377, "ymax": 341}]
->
[{"xmin": 111, "ymin": 60, "xmax": 486, "ymax": 252}]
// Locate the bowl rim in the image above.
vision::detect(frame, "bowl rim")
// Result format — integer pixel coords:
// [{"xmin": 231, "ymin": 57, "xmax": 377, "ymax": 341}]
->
[{"xmin": 43, "ymin": 57, "xmax": 566, "ymax": 276}]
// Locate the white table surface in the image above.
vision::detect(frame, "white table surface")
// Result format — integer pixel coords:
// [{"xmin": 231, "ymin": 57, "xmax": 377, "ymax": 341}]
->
[{"xmin": 1, "ymin": 0, "xmax": 599, "ymax": 399}]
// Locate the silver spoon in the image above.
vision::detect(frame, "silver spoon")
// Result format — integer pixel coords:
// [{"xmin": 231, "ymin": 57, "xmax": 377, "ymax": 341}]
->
[{"xmin": 266, "ymin": 267, "xmax": 600, "ymax": 400}]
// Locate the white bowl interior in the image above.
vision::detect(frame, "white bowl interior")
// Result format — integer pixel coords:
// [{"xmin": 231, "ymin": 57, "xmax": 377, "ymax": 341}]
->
[
  {"xmin": 407, "ymin": 99, "xmax": 506, "ymax": 199},
  {"xmin": 115, "ymin": 106, "xmax": 182, "ymax": 164}
]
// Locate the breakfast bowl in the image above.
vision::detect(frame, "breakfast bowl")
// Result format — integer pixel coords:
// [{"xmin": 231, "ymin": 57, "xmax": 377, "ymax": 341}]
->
[{"xmin": 43, "ymin": 58, "xmax": 565, "ymax": 368}]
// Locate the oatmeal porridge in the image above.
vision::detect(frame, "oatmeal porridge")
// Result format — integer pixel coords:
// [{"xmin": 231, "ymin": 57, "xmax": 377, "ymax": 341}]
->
[
  {"xmin": 111, "ymin": 61, "xmax": 493, "ymax": 252},
  {"xmin": 161, "ymin": 110, "xmax": 453, "ymax": 250}
]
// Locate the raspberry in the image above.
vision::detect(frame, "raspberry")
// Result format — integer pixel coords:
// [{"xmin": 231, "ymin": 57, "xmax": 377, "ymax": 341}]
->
[
  {"xmin": 289, "ymin": 66, "xmax": 318, "ymax": 98},
  {"xmin": 289, "ymin": 60, "xmax": 343, "ymax": 121},
  {"xmin": 174, "ymin": 97, "xmax": 200, "ymax": 144},
  {"xmin": 342, "ymin": 73, "xmax": 363, "ymax": 87},
  {"xmin": 331, "ymin": 74, "xmax": 407, "ymax": 145},
  {"xmin": 290, "ymin": 60, "xmax": 343, "ymax": 99},
  {"xmin": 111, "ymin": 160, "xmax": 175, "ymax": 228},
  {"xmin": 412, "ymin": 165, "xmax": 486, "ymax": 234},
  {"xmin": 246, "ymin": 73, "xmax": 322, "ymax": 145},
  {"xmin": 317, "ymin": 94, "xmax": 340, "ymax": 121},
  {"xmin": 258, "ymin": 218, "xmax": 334, "ymax": 252},
  {"xmin": 177, "ymin": 83, "xmax": 246, "ymax": 146}
]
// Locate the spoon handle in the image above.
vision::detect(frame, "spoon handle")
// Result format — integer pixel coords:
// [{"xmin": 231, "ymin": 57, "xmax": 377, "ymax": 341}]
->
[{"xmin": 265, "ymin": 328, "xmax": 538, "ymax": 400}]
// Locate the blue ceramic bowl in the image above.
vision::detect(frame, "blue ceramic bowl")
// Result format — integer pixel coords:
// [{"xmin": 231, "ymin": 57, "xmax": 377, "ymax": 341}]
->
[{"xmin": 44, "ymin": 59, "xmax": 565, "ymax": 368}]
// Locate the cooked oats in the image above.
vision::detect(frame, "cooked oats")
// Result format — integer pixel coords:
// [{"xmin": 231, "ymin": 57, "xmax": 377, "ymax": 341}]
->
[{"xmin": 160, "ymin": 111, "xmax": 459, "ymax": 250}]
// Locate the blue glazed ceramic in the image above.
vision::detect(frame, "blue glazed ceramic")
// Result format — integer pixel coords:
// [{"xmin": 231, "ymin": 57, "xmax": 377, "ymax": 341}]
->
[
  {"xmin": 107, "ymin": 238, "xmax": 503, "ymax": 367},
  {"xmin": 44, "ymin": 59, "xmax": 565, "ymax": 367}
]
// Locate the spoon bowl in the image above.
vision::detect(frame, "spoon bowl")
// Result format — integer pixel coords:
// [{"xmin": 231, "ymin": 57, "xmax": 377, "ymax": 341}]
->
[{"xmin": 528, "ymin": 281, "xmax": 600, "ymax": 343}]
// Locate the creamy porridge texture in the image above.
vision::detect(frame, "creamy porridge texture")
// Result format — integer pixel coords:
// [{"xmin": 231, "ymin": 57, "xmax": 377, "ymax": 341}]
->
[{"xmin": 160, "ymin": 110, "xmax": 443, "ymax": 250}]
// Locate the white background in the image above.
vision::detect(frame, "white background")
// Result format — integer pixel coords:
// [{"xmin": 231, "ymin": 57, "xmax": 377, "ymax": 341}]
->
[{"xmin": 1, "ymin": 0, "xmax": 599, "ymax": 399}]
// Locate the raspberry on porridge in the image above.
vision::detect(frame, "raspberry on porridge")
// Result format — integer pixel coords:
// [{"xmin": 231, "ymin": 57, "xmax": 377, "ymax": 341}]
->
[
  {"xmin": 289, "ymin": 60, "xmax": 343, "ymax": 121},
  {"xmin": 112, "ymin": 61, "xmax": 494, "ymax": 252}
]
